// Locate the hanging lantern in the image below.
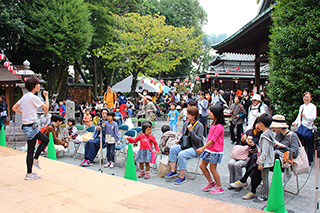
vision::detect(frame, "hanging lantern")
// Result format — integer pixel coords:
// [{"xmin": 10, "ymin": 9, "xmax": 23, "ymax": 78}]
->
[
  {"xmin": 235, "ymin": 80, "xmax": 238, "ymax": 84},
  {"xmin": 202, "ymin": 80, "xmax": 205, "ymax": 83},
  {"xmin": 0, "ymin": 54, "xmax": 4, "ymax": 60},
  {"xmin": 206, "ymin": 74, "xmax": 210, "ymax": 78},
  {"xmin": 215, "ymin": 73, "xmax": 219, "ymax": 77},
  {"xmin": 17, "ymin": 75, "xmax": 21, "ymax": 78},
  {"xmin": 174, "ymin": 83, "xmax": 177, "ymax": 86},
  {"xmin": 4, "ymin": 61, "xmax": 10, "ymax": 67},
  {"xmin": 24, "ymin": 77, "xmax": 28, "ymax": 81},
  {"xmin": 176, "ymin": 79, "xmax": 180, "ymax": 83},
  {"xmin": 184, "ymin": 82, "xmax": 187, "ymax": 86},
  {"xmin": 12, "ymin": 70, "xmax": 18, "ymax": 75},
  {"xmin": 160, "ymin": 79, "xmax": 164, "ymax": 83},
  {"xmin": 236, "ymin": 67, "xmax": 239, "ymax": 71},
  {"xmin": 168, "ymin": 80, "xmax": 172, "ymax": 85},
  {"xmin": 161, "ymin": 83, "xmax": 164, "ymax": 86},
  {"xmin": 141, "ymin": 80, "xmax": 144, "ymax": 83},
  {"xmin": 250, "ymin": 80, "xmax": 254, "ymax": 84},
  {"xmin": 196, "ymin": 81, "xmax": 200, "ymax": 84},
  {"xmin": 154, "ymin": 82, "xmax": 156, "ymax": 85},
  {"xmin": 180, "ymin": 83, "xmax": 183, "ymax": 86},
  {"xmin": 189, "ymin": 82, "xmax": 192, "ymax": 86},
  {"xmin": 185, "ymin": 78, "xmax": 188, "ymax": 83},
  {"xmin": 7, "ymin": 66, "xmax": 13, "ymax": 72},
  {"xmin": 196, "ymin": 76, "xmax": 199, "ymax": 80},
  {"xmin": 219, "ymin": 80, "xmax": 223, "ymax": 83},
  {"xmin": 265, "ymin": 80, "xmax": 269, "ymax": 84},
  {"xmin": 206, "ymin": 79, "xmax": 209, "ymax": 82},
  {"xmin": 150, "ymin": 79, "xmax": 153, "ymax": 83},
  {"xmin": 226, "ymin": 70, "xmax": 230, "ymax": 74}
]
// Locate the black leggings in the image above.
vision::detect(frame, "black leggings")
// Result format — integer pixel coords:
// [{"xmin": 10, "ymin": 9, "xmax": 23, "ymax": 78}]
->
[{"xmin": 27, "ymin": 131, "xmax": 49, "ymax": 173}]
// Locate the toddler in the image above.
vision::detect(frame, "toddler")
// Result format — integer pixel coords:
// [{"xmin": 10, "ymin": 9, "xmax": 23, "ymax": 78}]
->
[{"xmin": 126, "ymin": 121, "xmax": 159, "ymax": 179}]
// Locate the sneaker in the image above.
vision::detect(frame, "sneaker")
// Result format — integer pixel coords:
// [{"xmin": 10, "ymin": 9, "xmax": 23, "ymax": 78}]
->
[
  {"xmin": 109, "ymin": 162, "xmax": 115, "ymax": 169},
  {"xmin": 242, "ymin": 192, "xmax": 257, "ymax": 200},
  {"xmin": 164, "ymin": 171, "xmax": 178, "ymax": 179},
  {"xmin": 202, "ymin": 182, "xmax": 217, "ymax": 192},
  {"xmin": 138, "ymin": 171, "xmax": 145, "ymax": 178},
  {"xmin": 33, "ymin": 159, "xmax": 41, "ymax": 170},
  {"xmin": 80, "ymin": 160, "xmax": 92, "ymax": 167},
  {"xmin": 209, "ymin": 187, "xmax": 225, "ymax": 194},
  {"xmin": 104, "ymin": 162, "xmax": 111, "ymax": 168},
  {"xmin": 229, "ymin": 180, "xmax": 247, "ymax": 189},
  {"xmin": 25, "ymin": 172, "xmax": 41, "ymax": 180},
  {"xmin": 86, "ymin": 160, "xmax": 92, "ymax": 167},
  {"xmin": 79, "ymin": 160, "xmax": 87, "ymax": 167},
  {"xmin": 174, "ymin": 177, "xmax": 187, "ymax": 185},
  {"xmin": 144, "ymin": 172, "xmax": 151, "ymax": 179},
  {"xmin": 254, "ymin": 195, "xmax": 268, "ymax": 202}
]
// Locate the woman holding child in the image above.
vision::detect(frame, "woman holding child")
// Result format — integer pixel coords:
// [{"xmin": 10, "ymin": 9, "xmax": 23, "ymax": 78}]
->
[{"xmin": 165, "ymin": 106, "xmax": 204, "ymax": 185}]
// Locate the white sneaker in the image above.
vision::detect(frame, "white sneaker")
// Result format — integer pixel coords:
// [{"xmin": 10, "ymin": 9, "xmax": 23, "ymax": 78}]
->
[
  {"xmin": 33, "ymin": 160, "xmax": 41, "ymax": 170},
  {"xmin": 109, "ymin": 162, "xmax": 115, "ymax": 168},
  {"xmin": 104, "ymin": 162, "xmax": 111, "ymax": 168},
  {"xmin": 25, "ymin": 172, "xmax": 41, "ymax": 180},
  {"xmin": 229, "ymin": 180, "xmax": 248, "ymax": 188}
]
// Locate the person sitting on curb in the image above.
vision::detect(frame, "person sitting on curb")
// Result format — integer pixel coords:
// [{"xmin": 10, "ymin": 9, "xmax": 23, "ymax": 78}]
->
[
  {"xmin": 80, "ymin": 108, "xmax": 108, "ymax": 167},
  {"xmin": 44, "ymin": 114, "xmax": 68, "ymax": 157}
]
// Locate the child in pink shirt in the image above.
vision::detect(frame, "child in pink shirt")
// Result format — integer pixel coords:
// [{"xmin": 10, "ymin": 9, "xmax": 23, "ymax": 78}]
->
[
  {"xmin": 197, "ymin": 105, "xmax": 225, "ymax": 194},
  {"xmin": 126, "ymin": 121, "xmax": 159, "ymax": 179}
]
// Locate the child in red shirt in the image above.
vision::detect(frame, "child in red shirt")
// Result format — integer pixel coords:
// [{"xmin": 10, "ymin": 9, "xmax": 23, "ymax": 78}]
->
[{"xmin": 126, "ymin": 121, "xmax": 159, "ymax": 179}]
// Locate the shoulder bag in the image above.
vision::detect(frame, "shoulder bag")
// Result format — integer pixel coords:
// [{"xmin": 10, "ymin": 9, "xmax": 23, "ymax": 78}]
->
[
  {"xmin": 143, "ymin": 134, "xmax": 156, "ymax": 164},
  {"xmin": 180, "ymin": 121, "xmax": 198, "ymax": 150},
  {"xmin": 296, "ymin": 107, "xmax": 313, "ymax": 139},
  {"xmin": 292, "ymin": 135, "xmax": 310, "ymax": 175},
  {"xmin": 230, "ymin": 145, "xmax": 250, "ymax": 161}
]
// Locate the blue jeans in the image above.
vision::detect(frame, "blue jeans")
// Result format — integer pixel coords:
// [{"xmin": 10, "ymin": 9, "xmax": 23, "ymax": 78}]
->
[
  {"xmin": 169, "ymin": 144, "xmax": 197, "ymax": 170},
  {"xmin": 84, "ymin": 136, "xmax": 105, "ymax": 162},
  {"xmin": 106, "ymin": 143, "xmax": 115, "ymax": 162},
  {"xmin": 170, "ymin": 124, "xmax": 177, "ymax": 133},
  {"xmin": 22, "ymin": 126, "xmax": 40, "ymax": 140}
]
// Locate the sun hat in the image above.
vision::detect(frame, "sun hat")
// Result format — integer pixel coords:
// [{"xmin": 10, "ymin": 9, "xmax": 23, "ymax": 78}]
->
[
  {"xmin": 270, "ymin": 114, "xmax": 289, "ymax": 128},
  {"xmin": 251, "ymin": 94, "xmax": 261, "ymax": 101}
]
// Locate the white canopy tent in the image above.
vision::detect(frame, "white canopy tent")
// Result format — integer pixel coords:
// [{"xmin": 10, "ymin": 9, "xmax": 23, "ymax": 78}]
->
[{"xmin": 112, "ymin": 75, "xmax": 162, "ymax": 93}]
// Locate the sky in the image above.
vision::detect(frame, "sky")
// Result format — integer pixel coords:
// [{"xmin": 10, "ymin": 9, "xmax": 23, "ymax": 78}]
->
[{"xmin": 199, "ymin": 0, "xmax": 262, "ymax": 36}]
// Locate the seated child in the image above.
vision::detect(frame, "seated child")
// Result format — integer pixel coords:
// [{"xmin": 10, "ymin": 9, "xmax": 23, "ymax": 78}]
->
[
  {"xmin": 126, "ymin": 121, "xmax": 159, "ymax": 179},
  {"xmin": 114, "ymin": 107, "xmax": 123, "ymax": 126},
  {"xmin": 92, "ymin": 111, "xmax": 100, "ymax": 126},
  {"xmin": 63, "ymin": 117, "xmax": 78, "ymax": 143},
  {"xmin": 160, "ymin": 125, "xmax": 178, "ymax": 155}
]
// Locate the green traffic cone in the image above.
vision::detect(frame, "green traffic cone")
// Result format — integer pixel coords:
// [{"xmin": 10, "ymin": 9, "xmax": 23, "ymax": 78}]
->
[
  {"xmin": 46, "ymin": 132, "xmax": 57, "ymax": 160},
  {"xmin": 124, "ymin": 143, "xmax": 137, "ymax": 181},
  {"xmin": 0, "ymin": 126, "xmax": 6, "ymax": 147},
  {"xmin": 263, "ymin": 159, "xmax": 287, "ymax": 213}
]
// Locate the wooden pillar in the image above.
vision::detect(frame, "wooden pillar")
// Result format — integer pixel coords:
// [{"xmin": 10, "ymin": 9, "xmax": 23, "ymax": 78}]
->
[{"xmin": 255, "ymin": 53, "xmax": 260, "ymax": 89}]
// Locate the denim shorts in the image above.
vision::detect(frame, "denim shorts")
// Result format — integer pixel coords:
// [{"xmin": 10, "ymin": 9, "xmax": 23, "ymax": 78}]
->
[
  {"xmin": 200, "ymin": 151, "xmax": 223, "ymax": 164},
  {"xmin": 22, "ymin": 126, "xmax": 40, "ymax": 140}
]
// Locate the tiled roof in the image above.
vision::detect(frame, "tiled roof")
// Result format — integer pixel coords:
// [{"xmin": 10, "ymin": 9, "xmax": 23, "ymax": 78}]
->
[
  {"xmin": 210, "ymin": 62, "xmax": 255, "ymax": 73},
  {"xmin": 218, "ymin": 53, "xmax": 255, "ymax": 61},
  {"xmin": 0, "ymin": 65, "xmax": 22, "ymax": 82}
]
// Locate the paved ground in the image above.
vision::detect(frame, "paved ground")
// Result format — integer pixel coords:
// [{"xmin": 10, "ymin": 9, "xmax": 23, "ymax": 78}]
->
[{"xmin": 7, "ymin": 119, "xmax": 319, "ymax": 212}]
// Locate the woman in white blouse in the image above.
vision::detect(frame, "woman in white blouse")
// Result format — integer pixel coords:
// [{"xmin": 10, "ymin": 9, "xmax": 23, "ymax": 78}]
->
[{"xmin": 292, "ymin": 92, "xmax": 317, "ymax": 165}]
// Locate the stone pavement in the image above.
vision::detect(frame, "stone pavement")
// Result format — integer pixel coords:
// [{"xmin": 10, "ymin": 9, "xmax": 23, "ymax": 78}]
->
[{"xmin": 5, "ymin": 119, "xmax": 319, "ymax": 212}]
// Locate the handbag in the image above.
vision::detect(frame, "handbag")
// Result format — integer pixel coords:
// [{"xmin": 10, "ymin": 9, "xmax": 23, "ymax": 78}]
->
[
  {"xmin": 296, "ymin": 107, "xmax": 313, "ymax": 139},
  {"xmin": 180, "ymin": 121, "xmax": 199, "ymax": 150},
  {"xmin": 292, "ymin": 136, "xmax": 309, "ymax": 175},
  {"xmin": 144, "ymin": 134, "xmax": 156, "ymax": 164},
  {"xmin": 230, "ymin": 145, "xmax": 250, "ymax": 161},
  {"xmin": 158, "ymin": 155, "xmax": 171, "ymax": 178},
  {"xmin": 291, "ymin": 123, "xmax": 298, "ymax": 132}
]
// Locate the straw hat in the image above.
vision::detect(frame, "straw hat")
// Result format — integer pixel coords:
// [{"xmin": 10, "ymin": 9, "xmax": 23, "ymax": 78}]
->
[
  {"xmin": 270, "ymin": 114, "xmax": 289, "ymax": 128},
  {"xmin": 251, "ymin": 94, "xmax": 261, "ymax": 101}
]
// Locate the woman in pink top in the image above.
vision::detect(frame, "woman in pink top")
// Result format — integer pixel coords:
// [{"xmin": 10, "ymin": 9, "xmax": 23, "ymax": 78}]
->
[{"xmin": 197, "ymin": 105, "xmax": 225, "ymax": 194}]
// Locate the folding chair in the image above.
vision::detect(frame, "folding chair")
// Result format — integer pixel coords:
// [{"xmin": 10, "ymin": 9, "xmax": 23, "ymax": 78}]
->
[
  {"xmin": 114, "ymin": 129, "xmax": 137, "ymax": 167},
  {"xmin": 130, "ymin": 127, "xmax": 142, "ymax": 135},
  {"xmin": 130, "ymin": 117, "xmax": 137, "ymax": 126},
  {"xmin": 177, "ymin": 157, "xmax": 203, "ymax": 180},
  {"xmin": 118, "ymin": 124, "xmax": 129, "ymax": 140},
  {"xmin": 74, "ymin": 126, "xmax": 95, "ymax": 159},
  {"xmin": 138, "ymin": 118, "xmax": 147, "ymax": 126}
]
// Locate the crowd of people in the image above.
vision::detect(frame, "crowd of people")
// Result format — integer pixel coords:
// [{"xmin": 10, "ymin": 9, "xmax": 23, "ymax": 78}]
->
[{"xmin": 12, "ymin": 77, "xmax": 317, "ymax": 204}]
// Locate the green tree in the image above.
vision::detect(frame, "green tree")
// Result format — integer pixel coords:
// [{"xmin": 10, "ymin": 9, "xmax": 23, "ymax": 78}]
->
[
  {"xmin": 96, "ymin": 13, "xmax": 203, "ymax": 95},
  {"xmin": 268, "ymin": 0, "xmax": 320, "ymax": 126},
  {"xmin": 0, "ymin": 0, "xmax": 25, "ymax": 56},
  {"xmin": 19, "ymin": 0, "xmax": 93, "ymax": 95}
]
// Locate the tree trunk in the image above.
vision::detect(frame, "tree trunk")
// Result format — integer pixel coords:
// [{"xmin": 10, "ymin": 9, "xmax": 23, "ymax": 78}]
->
[
  {"xmin": 99, "ymin": 68, "xmax": 103, "ymax": 96},
  {"xmin": 74, "ymin": 66, "xmax": 79, "ymax": 84},
  {"xmin": 75, "ymin": 61, "xmax": 88, "ymax": 84},
  {"xmin": 110, "ymin": 69, "xmax": 115, "ymax": 85},
  {"xmin": 53, "ymin": 65, "xmax": 57, "ymax": 94},
  {"xmin": 93, "ymin": 56, "xmax": 98, "ymax": 98},
  {"xmin": 158, "ymin": 72, "xmax": 162, "ymax": 79},
  {"xmin": 55, "ymin": 68, "xmax": 65, "ymax": 96}
]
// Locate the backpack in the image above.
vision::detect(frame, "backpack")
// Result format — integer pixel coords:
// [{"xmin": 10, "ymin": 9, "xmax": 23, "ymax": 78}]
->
[
  {"xmin": 249, "ymin": 103, "xmax": 269, "ymax": 115},
  {"xmin": 161, "ymin": 132, "xmax": 178, "ymax": 154}
]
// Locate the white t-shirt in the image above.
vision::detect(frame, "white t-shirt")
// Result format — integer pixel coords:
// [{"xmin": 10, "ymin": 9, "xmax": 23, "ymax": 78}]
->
[
  {"xmin": 294, "ymin": 103, "xmax": 317, "ymax": 129},
  {"xmin": 17, "ymin": 92, "xmax": 44, "ymax": 125}
]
